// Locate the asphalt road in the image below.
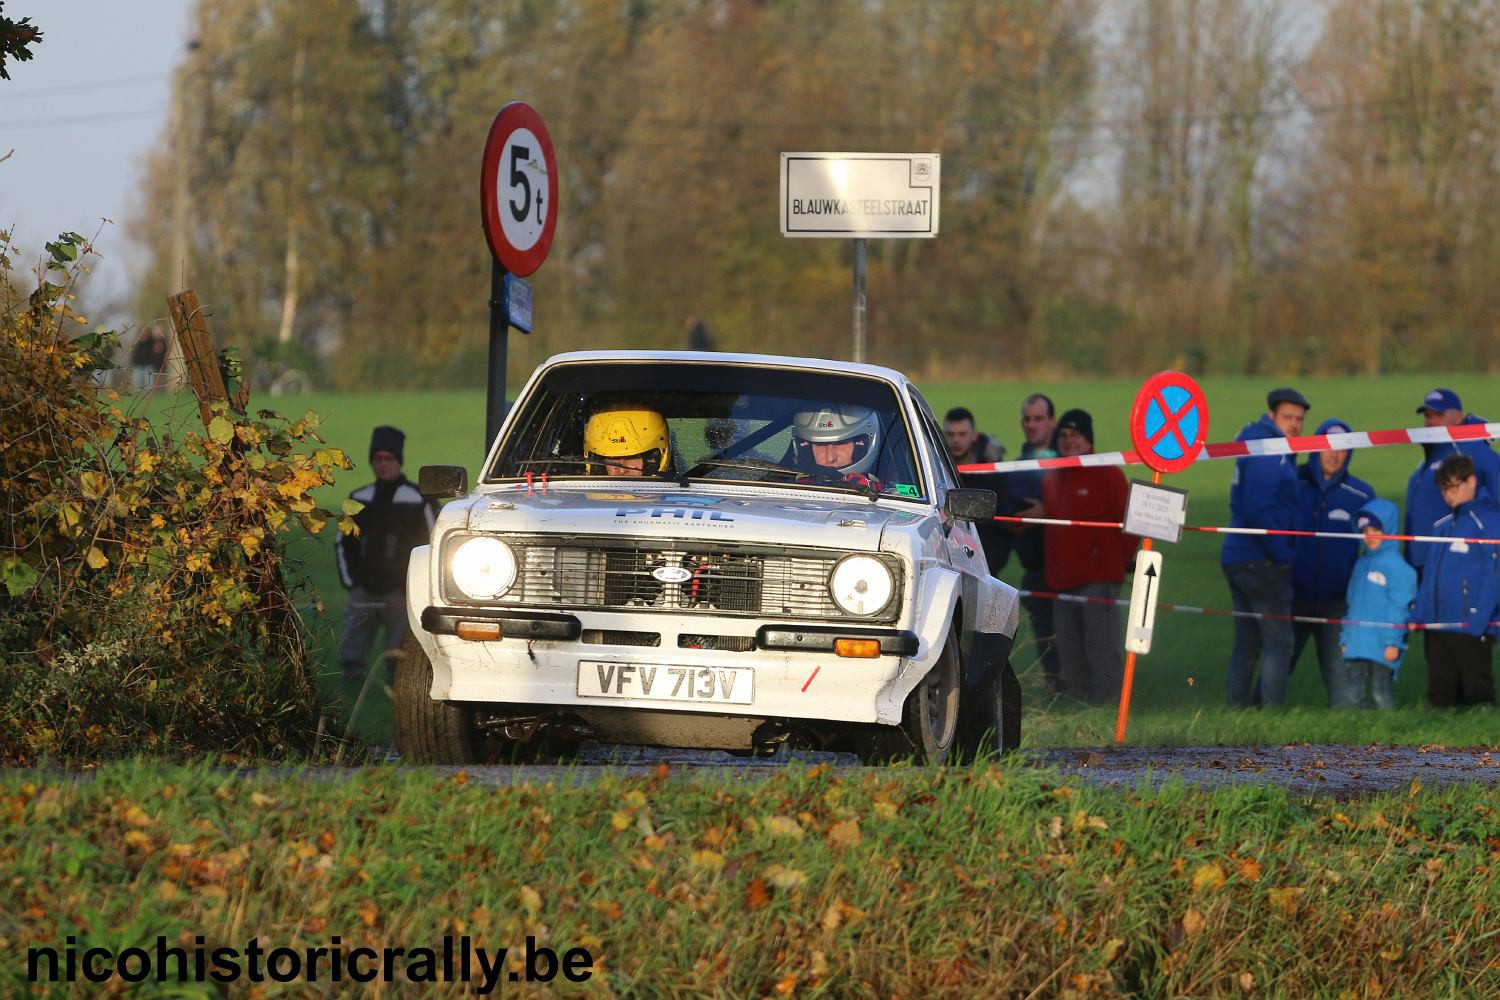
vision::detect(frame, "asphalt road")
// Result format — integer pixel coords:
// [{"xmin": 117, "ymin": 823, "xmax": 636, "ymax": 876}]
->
[{"xmin": 318, "ymin": 743, "xmax": 1500, "ymax": 797}]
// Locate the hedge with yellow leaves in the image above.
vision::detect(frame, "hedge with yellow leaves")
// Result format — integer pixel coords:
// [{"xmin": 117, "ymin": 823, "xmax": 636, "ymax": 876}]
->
[{"xmin": 0, "ymin": 232, "xmax": 354, "ymax": 762}]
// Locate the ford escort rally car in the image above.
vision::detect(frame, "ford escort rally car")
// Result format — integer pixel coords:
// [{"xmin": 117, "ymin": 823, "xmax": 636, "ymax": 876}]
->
[{"xmin": 395, "ymin": 351, "xmax": 1022, "ymax": 764}]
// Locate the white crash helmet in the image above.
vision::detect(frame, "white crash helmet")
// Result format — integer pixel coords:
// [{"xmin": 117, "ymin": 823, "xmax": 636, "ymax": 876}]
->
[{"xmin": 792, "ymin": 404, "xmax": 881, "ymax": 476}]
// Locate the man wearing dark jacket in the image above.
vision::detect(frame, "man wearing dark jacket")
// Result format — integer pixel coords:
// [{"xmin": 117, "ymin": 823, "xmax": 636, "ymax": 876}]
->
[
  {"xmin": 945, "ymin": 406, "xmax": 1010, "ymax": 574},
  {"xmin": 1405, "ymin": 388, "xmax": 1500, "ymax": 579},
  {"xmin": 1222, "ymin": 388, "xmax": 1308, "ymax": 707},
  {"xmin": 1011, "ymin": 394, "xmax": 1061, "ymax": 693},
  {"xmin": 336, "ymin": 426, "xmax": 437, "ymax": 682},
  {"xmin": 1414, "ymin": 454, "xmax": 1500, "ymax": 708},
  {"xmin": 1289, "ymin": 418, "xmax": 1375, "ymax": 705}
]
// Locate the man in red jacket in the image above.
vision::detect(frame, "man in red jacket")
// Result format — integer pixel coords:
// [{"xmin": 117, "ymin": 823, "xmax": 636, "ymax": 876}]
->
[{"xmin": 1043, "ymin": 409, "xmax": 1138, "ymax": 703}]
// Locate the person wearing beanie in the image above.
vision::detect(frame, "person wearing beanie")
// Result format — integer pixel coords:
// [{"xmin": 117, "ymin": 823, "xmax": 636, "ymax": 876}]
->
[
  {"xmin": 1221, "ymin": 387, "xmax": 1309, "ymax": 708},
  {"xmin": 1404, "ymin": 387, "xmax": 1500, "ymax": 579},
  {"xmin": 1041, "ymin": 408, "xmax": 1138, "ymax": 704},
  {"xmin": 335, "ymin": 426, "xmax": 437, "ymax": 684}
]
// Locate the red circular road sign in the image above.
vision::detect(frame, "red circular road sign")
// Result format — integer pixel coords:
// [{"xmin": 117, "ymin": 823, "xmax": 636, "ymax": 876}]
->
[
  {"xmin": 1129, "ymin": 371, "xmax": 1210, "ymax": 474},
  {"xmin": 480, "ymin": 102, "xmax": 558, "ymax": 277}
]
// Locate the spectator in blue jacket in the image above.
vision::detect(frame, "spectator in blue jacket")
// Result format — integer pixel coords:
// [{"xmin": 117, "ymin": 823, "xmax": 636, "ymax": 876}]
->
[
  {"xmin": 1222, "ymin": 387, "xmax": 1309, "ymax": 707},
  {"xmin": 1405, "ymin": 388, "xmax": 1500, "ymax": 579},
  {"xmin": 1414, "ymin": 454, "xmax": 1500, "ymax": 708},
  {"xmin": 1339, "ymin": 499, "xmax": 1416, "ymax": 709},
  {"xmin": 1287, "ymin": 419, "xmax": 1375, "ymax": 704}
]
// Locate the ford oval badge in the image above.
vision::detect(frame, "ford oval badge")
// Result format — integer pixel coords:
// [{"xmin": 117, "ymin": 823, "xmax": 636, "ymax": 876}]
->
[{"xmin": 652, "ymin": 566, "xmax": 693, "ymax": 584}]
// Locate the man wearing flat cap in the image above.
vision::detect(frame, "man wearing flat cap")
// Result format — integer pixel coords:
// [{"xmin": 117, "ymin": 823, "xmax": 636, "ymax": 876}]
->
[
  {"xmin": 1221, "ymin": 387, "xmax": 1309, "ymax": 707},
  {"xmin": 1404, "ymin": 388, "xmax": 1500, "ymax": 580},
  {"xmin": 335, "ymin": 426, "xmax": 438, "ymax": 684}
]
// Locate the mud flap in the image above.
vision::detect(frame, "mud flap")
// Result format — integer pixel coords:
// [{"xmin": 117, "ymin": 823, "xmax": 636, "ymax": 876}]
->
[{"xmin": 961, "ymin": 630, "xmax": 1014, "ymax": 693}]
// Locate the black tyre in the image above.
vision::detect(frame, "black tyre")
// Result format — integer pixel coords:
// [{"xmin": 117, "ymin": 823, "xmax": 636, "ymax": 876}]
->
[
  {"xmin": 900, "ymin": 632, "xmax": 962, "ymax": 765},
  {"xmin": 392, "ymin": 632, "xmax": 482, "ymax": 764},
  {"xmin": 960, "ymin": 657, "xmax": 1023, "ymax": 761}
]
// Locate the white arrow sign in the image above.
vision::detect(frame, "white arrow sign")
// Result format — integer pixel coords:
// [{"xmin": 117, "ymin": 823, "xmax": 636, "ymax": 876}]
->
[{"xmin": 1125, "ymin": 550, "xmax": 1164, "ymax": 655}]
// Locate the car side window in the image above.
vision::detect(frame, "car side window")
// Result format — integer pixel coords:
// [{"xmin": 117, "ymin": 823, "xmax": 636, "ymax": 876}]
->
[{"xmin": 907, "ymin": 388, "xmax": 959, "ymax": 495}]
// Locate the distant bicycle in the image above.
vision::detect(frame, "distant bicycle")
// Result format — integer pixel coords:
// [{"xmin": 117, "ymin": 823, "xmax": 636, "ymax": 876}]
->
[
  {"xmin": 250, "ymin": 358, "xmax": 314, "ymax": 397},
  {"xmin": 270, "ymin": 368, "xmax": 312, "ymax": 397}
]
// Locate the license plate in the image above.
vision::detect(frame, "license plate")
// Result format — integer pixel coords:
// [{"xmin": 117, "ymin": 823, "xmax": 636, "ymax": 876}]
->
[{"xmin": 577, "ymin": 661, "xmax": 753, "ymax": 704}]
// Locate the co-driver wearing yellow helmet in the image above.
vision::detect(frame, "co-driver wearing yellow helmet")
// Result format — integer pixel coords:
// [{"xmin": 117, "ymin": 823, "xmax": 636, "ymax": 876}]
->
[{"xmin": 584, "ymin": 405, "xmax": 672, "ymax": 477}]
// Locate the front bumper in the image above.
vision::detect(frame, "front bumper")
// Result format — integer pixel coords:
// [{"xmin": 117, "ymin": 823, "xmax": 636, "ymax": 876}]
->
[{"xmin": 416, "ymin": 605, "xmax": 923, "ymax": 725}]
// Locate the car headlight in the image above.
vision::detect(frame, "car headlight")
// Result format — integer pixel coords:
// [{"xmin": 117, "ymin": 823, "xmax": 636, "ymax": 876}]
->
[
  {"xmin": 828, "ymin": 555, "xmax": 894, "ymax": 616},
  {"xmin": 449, "ymin": 536, "xmax": 517, "ymax": 599}
]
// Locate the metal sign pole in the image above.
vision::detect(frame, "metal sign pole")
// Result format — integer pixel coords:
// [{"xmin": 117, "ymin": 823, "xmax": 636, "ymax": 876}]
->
[
  {"xmin": 485, "ymin": 256, "xmax": 509, "ymax": 454},
  {"xmin": 852, "ymin": 237, "xmax": 867, "ymax": 364}
]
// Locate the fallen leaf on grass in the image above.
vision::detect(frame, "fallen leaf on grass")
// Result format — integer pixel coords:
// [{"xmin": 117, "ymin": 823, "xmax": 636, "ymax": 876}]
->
[
  {"xmin": 827, "ymin": 820, "xmax": 860, "ymax": 850},
  {"xmin": 764, "ymin": 865, "xmax": 807, "ymax": 890},
  {"xmin": 746, "ymin": 878, "xmax": 770, "ymax": 910},
  {"xmin": 518, "ymin": 886, "xmax": 542, "ymax": 914},
  {"xmin": 1267, "ymin": 887, "xmax": 1304, "ymax": 916},
  {"xmin": 1181, "ymin": 907, "xmax": 1205, "ymax": 936},
  {"xmin": 690, "ymin": 850, "xmax": 725, "ymax": 872},
  {"xmin": 1237, "ymin": 858, "xmax": 1262, "ymax": 882},
  {"xmin": 774, "ymin": 972, "xmax": 798, "ymax": 995},
  {"xmin": 765, "ymin": 815, "xmax": 804, "ymax": 840},
  {"xmin": 1191, "ymin": 863, "xmax": 1225, "ymax": 892}
]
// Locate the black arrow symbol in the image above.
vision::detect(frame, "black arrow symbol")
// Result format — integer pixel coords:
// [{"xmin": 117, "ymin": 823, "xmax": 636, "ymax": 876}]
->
[{"xmin": 1139, "ymin": 562, "xmax": 1157, "ymax": 627}]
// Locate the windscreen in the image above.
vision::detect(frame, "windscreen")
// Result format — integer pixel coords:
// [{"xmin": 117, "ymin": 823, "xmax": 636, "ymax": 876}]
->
[{"xmin": 488, "ymin": 361, "xmax": 926, "ymax": 500}]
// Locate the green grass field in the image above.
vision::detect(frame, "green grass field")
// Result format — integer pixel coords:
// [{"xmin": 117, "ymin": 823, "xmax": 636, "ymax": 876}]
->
[
  {"xmin": 164, "ymin": 372, "xmax": 1500, "ymax": 750},
  {"xmin": 4, "ymin": 760, "xmax": 1497, "ymax": 996}
]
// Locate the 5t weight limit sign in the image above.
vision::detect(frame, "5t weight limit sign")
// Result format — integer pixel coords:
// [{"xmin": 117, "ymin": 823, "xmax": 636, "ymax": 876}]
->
[{"xmin": 481, "ymin": 103, "xmax": 558, "ymax": 277}]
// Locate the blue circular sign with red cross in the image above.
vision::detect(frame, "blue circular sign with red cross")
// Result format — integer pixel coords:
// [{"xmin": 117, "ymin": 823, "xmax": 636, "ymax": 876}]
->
[{"xmin": 1130, "ymin": 371, "xmax": 1209, "ymax": 474}]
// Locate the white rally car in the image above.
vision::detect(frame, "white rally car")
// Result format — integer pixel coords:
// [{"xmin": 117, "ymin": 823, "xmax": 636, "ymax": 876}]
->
[{"xmin": 396, "ymin": 351, "xmax": 1021, "ymax": 764}]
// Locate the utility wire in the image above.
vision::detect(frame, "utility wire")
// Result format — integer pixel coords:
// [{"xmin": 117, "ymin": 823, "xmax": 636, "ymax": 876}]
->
[
  {"xmin": 4, "ymin": 72, "xmax": 167, "ymax": 99},
  {"xmin": 0, "ymin": 107, "xmax": 166, "ymax": 131}
]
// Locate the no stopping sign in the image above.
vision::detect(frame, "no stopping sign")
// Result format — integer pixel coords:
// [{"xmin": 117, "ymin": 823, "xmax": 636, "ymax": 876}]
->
[{"xmin": 480, "ymin": 102, "xmax": 558, "ymax": 277}]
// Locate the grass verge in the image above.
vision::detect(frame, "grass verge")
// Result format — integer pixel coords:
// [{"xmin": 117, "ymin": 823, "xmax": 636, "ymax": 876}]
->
[{"xmin": 3, "ymin": 760, "xmax": 1497, "ymax": 997}]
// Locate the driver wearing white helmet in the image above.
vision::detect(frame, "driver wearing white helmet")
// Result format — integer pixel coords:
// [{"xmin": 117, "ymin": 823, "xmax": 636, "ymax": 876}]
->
[{"xmin": 791, "ymin": 403, "xmax": 885, "ymax": 491}]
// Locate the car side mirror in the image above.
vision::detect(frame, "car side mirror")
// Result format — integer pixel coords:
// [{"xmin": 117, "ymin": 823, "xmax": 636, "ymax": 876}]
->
[
  {"xmin": 418, "ymin": 465, "xmax": 469, "ymax": 500},
  {"xmin": 944, "ymin": 488, "xmax": 997, "ymax": 522}
]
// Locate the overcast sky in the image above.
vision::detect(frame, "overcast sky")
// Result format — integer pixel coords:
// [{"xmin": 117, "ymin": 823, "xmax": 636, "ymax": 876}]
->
[{"xmin": 1, "ymin": 1, "xmax": 192, "ymax": 312}]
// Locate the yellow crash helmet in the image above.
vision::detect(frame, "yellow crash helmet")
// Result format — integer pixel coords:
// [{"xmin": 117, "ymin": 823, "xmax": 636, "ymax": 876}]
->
[{"xmin": 584, "ymin": 406, "xmax": 671, "ymax": 474}]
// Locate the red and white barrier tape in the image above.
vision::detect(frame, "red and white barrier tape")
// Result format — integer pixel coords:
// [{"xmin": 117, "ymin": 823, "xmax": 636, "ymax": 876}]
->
[
  {"xmin": 992, "ymin": 514, "xmax": 1500, "ymax": 547},
  {"xmin": 1018, "ymin": 589, "xmax": 1474, "ymax": 632},
  {"xmin": 961, "ymin": 420, "xmax": 1500, "ymax": 474}
]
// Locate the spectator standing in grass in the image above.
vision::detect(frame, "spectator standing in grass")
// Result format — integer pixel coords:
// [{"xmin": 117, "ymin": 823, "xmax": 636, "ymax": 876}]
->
[
  {"xmin": 1413, "ymin": 454, "xmax": 1500, "ymax": 709},
  {"xmin": 129, "ymin": 326, "xmax": 167, "ymax": 391},
  {"xmin": 1339, "ymin": 500, "xmax": 1416, "ymax": 709},
  {"xmin": 944, "ymin": 406, "xmax": 1010, "ymax": 575},
  {"xmin": 1042, "ymin": 409, "xmax": 1136, "ymax": 703},
  {"xmin": 1222, "ymin": 387, "xmax": 1309, "ymax": 708},
  {"xmin": 1010, "ymin": 393, "xmax": 1062, "ymax": 694},
  {"xmin": 336, "ymin": 426, "xmax": 437, "ymax": 684},
  {"xmin": 1405, "ymin": 388, "xmax": 1500, "ymax": 580},
  {"xmin": 1287, "ymin": 419, "xmax": 1374, "ymax": 704}
]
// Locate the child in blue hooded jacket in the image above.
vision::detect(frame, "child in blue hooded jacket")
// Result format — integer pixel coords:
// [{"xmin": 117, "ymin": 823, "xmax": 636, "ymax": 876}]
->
[{"xmin": 1339, "ymin": 499, "xmax": 1417, "ymax": 709}]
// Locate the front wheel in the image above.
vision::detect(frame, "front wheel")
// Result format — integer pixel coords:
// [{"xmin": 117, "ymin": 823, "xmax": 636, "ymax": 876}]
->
[
  {"xmin": 855, "ymin": 635, "xmax": 962, "ymax": 765},
  {"xmin": 960, "ymin": 657, "xmax": 1022, "ymax": 761},
  {"xmin": 392, "ymin": 632, "xmax": 484, "ymax": 764}
]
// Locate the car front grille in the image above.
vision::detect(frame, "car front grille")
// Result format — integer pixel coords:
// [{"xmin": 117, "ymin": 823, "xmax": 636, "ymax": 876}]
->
[{"xmin": 489, "ymin": 536, "xmax": 900, "ymax": 622}]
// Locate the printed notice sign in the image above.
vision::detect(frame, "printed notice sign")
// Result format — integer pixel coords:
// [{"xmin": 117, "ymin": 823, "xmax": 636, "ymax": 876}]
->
[
  {"xmin": 780, "ymin": 153, "xmax": 941, "ymax": 238},
  {"xmin": 1124, "ymin": 480, "xmax": 1188, "ymax": 543}
]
